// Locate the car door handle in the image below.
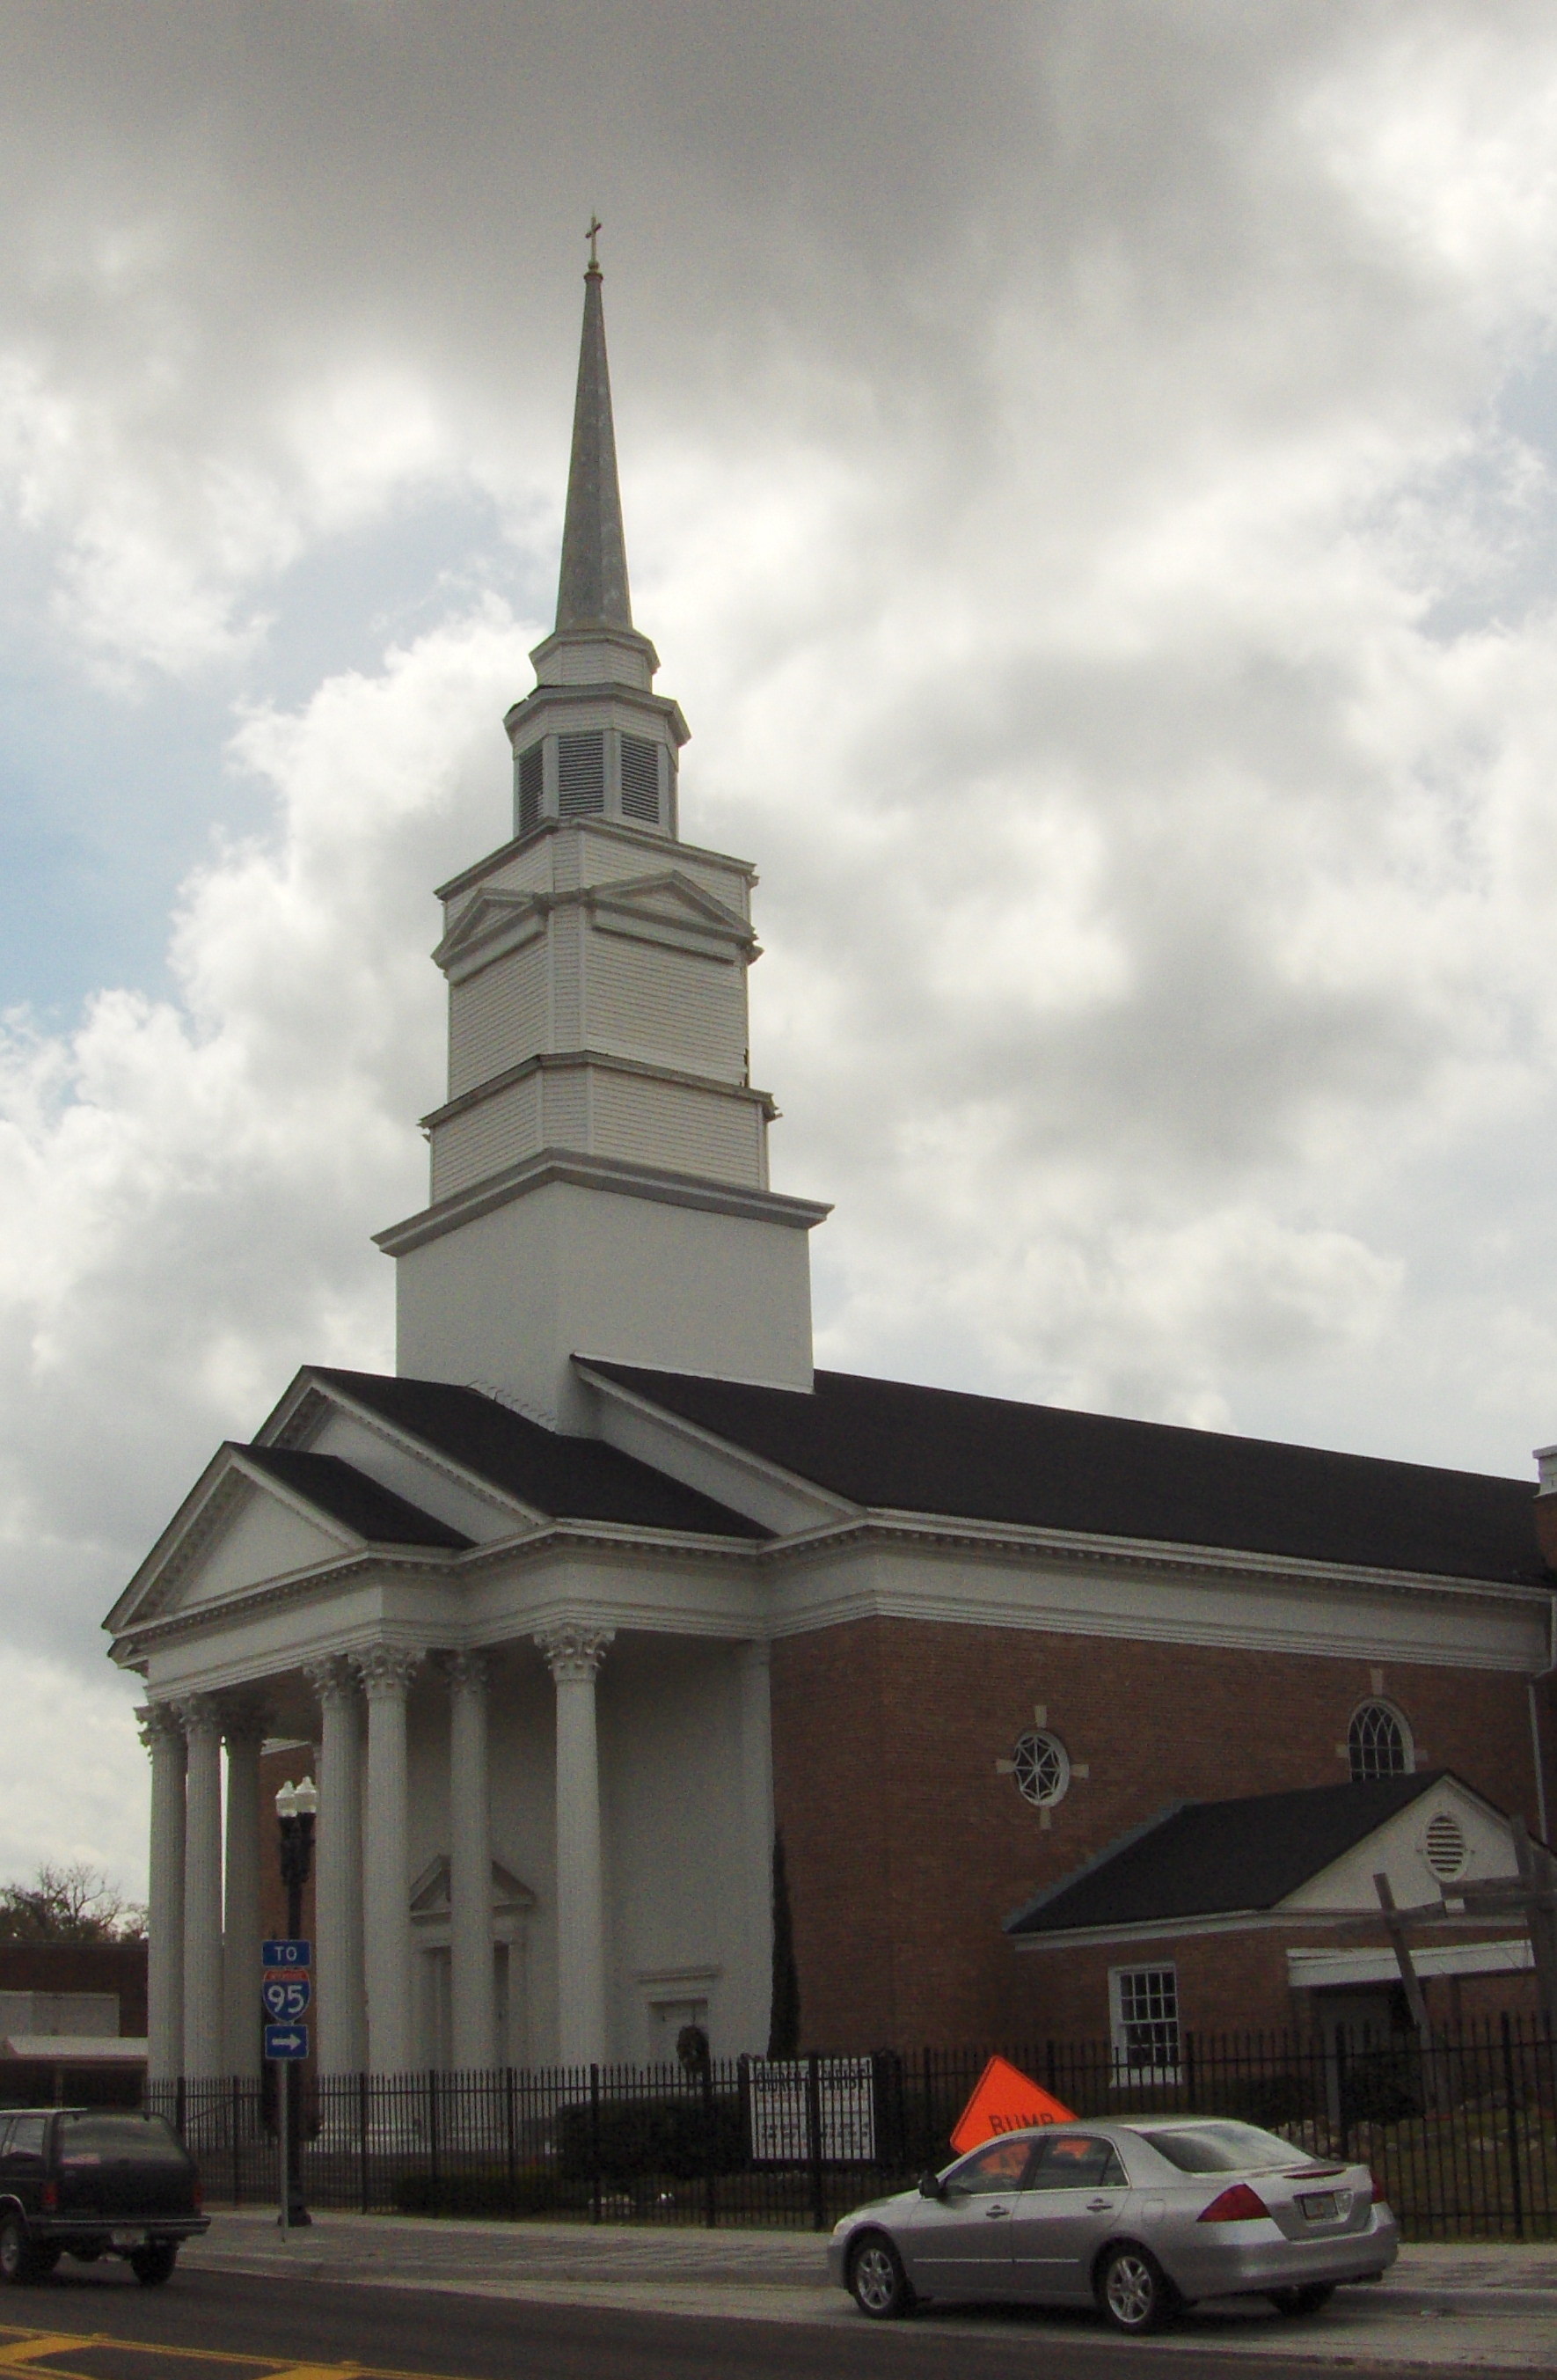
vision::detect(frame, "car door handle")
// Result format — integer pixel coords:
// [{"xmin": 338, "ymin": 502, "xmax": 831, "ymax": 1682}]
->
[
  {"xmin": 984, "ymin": 2204, "xmax": 1010, "ymax": 2217},
  {"xmin": 1086, "ymin": 2198, "xmax": 1115, "ymax": 2211}
]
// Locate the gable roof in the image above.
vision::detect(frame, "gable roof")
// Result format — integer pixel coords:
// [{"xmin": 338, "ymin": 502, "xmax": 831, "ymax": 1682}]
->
[
  {"xmin": 300, "ymin": 1370, "xmax": 767, "ymax": 1541},
  {"xmin": 1005, "ymin": 1773, "xmax": 1444, "ymax": 1937},
  {"xmin": 588, "ymin": 1364, "xmax": 1548, "ymax": 1584},
  {"xmin": 240, "ymin": 1446, "xmax": 473, "ymax": 1550}
]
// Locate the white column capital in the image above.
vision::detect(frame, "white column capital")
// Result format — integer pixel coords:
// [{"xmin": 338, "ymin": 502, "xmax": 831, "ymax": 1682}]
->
[
  {"xmin": 442, "ymin": 1650, "xmax": 492, "ymax": 1696},
  {"xmin": 219, "ymin": 1692, "xmax": 271, "ymax": 1750},
  {"xmin": 736, "ymin": 1639, "xmax": 771, "ymax": 1673},
  {"xmin": 176, "ymin": 1692, "xmax": 224, "ymax": 1739},
  {"xmin": 305, "ymin": 1653, "xmax": 361, "ymax": 1709},
  {"xmin": 136, "ymin": 1702, "xmax": 186, "ymax": 1756},
  {"xmin": 354, "ymin": 1644, "xmax": 425, "ymax": 1700},
  {"xmin": 535, "ymin": 1622, "xmax": 615, "ymax": 1682}
]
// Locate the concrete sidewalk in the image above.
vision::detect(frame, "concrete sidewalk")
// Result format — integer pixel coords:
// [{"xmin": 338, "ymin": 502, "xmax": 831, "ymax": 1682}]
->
[{"xmin": 186, "ymin": 2211, "xmax": 1557, "ymax": 2367}]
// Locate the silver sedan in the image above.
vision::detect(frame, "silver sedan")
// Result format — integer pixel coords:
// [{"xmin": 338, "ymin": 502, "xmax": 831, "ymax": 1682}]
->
[{"xmin": 827, "ymin": 2117, "xmax": 1398, "ymax": 2334}]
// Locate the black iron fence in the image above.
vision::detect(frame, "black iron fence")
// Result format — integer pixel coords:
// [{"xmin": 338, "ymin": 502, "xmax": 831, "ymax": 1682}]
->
[{"xmin": 147, "ymin": 2015, "xmax": 1557, "ymax": 2239}]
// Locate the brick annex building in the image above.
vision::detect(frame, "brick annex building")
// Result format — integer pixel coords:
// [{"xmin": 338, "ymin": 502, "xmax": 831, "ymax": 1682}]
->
[{"xmin": 106, "ymin": 252, "xmax": 1557, "ymax": 2091}]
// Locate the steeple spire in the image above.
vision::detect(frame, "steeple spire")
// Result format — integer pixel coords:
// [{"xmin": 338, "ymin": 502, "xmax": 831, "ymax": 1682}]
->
[{"xmin": 555, "ymin": 223, "xmax": 632, "ymax": 634}]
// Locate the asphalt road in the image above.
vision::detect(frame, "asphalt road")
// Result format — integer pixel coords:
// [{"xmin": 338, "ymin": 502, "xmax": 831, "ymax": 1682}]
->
[{"xmin": 0, "ymin": 2265, "xmax": 1531, "ymax": 2380}]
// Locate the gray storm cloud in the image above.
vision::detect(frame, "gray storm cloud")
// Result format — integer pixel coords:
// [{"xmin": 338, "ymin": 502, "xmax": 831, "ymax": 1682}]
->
[{"xmin": 4, "ymin": 1, "xmax": 1557, "ymax": 1884}]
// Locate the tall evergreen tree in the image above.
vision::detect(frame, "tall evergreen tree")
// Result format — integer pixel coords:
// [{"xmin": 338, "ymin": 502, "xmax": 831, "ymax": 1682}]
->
[{"xmin": 767, "ymin": 1828, "xmax": 801, "ymax": 2057}]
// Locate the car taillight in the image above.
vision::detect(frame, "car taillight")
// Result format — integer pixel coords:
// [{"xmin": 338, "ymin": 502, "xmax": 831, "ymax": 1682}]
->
[
  {"xmin": 41, "ymin": 2182, "xmax": 57, "ymax": 2212},
  {"xmin": 1197, "ymin": 2183, "xmax": 1271, "ymax": 2223},
  {"xmin": 1371, "ymin": 2171, "xmax": 1387, "ymax": 2203}
]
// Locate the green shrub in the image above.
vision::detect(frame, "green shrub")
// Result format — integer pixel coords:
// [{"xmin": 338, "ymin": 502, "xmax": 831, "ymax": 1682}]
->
[
  {"xmin": 393, "ymin": 2167, "xmax": 567, "ymax": 2217},
  {"xmin": 555, "ymin": 2091, "xmax": 747, "ymax": 2184}
]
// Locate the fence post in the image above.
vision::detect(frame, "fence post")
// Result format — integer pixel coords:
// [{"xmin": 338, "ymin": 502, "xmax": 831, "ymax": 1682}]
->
[
  {"xmin": 589, "ymin": 2065, "xmax": 603, "ymax": 2224},
  {"xmin": 1500, "ymin": 2012, "xmax": 1524, "ymax": 2241},
  {"xmin": 1335, "ymin": 2028, "xmax": 1350, "ymax": 2162},
  {"xmin": 427, "ymin": 2069, "xmax": 440, "ymax": 2201},
  {"xmin": 175, "ymin": 2075, "xmax": 186, "ymax": 2142},
  {"xmin": 806, "ymin": 2052, "xmax": 825, "ymax": 2232},
  {"xmin": 505, "ymin": 2069, "xmax": 517, "ymax": 2203},
  {"xmin": 357, "ymin": 2071, "xmax": 370, "ymax": 2213},
  {"xmin": 230, "ymin": 2076, "xmax": 242, "ymax": 2209}
]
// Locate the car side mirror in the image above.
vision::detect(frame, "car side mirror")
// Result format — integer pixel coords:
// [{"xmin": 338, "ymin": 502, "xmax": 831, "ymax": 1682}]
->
[{"xmin": 917, "ymin": 2170, "xmax": 947, "ymax": 2200}]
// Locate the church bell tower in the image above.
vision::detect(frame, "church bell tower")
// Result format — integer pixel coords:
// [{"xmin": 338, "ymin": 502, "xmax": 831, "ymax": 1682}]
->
[{"xmin": 375, "ymin": 241, "xmax": 829, "ymax": 1427}]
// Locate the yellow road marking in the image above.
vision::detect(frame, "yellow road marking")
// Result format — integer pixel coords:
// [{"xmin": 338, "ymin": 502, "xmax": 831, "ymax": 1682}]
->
[{"xmin": 0, "ymin": 2346, "xmax": 100, "ymax": 2370}]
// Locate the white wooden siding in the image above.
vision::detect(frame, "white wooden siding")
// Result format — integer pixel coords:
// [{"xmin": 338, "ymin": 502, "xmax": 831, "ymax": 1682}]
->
[
  {"xmin": 583, "ymin": 929, "xmax": 748, "ymax": 1080},
  {"xmin": 429, "ymin": 1075, "xmax": 542, "ymax": 1201},
  {"xmin": 588, "ymin": 1070, "xmax": 764, "ymax": 1186},
  {"xmin": 448, "ymin": 943, "xmax": 550, "ymax": 1099}
]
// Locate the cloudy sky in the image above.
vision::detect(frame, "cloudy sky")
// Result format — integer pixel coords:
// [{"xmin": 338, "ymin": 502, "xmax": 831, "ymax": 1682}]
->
[{"xmin": 7, "ymin": 0, "xmax": 1557, "ymax": 1892}]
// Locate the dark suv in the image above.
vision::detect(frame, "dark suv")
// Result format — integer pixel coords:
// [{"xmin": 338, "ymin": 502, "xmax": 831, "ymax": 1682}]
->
[{"xmin": 0, "ymin": 2108, "xmax": 208, "ymax": 2286}]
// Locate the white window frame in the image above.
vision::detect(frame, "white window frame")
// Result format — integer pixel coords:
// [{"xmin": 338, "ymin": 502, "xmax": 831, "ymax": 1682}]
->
[
  {"xmin": 1108, "ymin": 1963, "xmax": 1181, "ymax": 2085},
  {"xmin": 1348, "ymin": 1698, "xmax": 1414, "ymax": 1783}
]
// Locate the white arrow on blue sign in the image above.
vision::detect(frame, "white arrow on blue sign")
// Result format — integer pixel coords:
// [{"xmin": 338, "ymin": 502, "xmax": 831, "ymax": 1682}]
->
[
  {"xmin": 261, "ymin": 1976, "xmax": 311, "ymax": 2022},
  {"xmin": 261, "ymin": 1939, "xmax": 311, "ymax": 1969},
  {"xmin": 265, "ymin": 2023, "xmax": 309, "ymax": 2061}
]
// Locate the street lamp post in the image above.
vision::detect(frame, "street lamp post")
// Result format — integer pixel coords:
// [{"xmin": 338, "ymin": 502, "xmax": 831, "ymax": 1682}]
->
[{"xmin": 275, "ymin": 1776, "xmax": 318, "ymax": 2228}]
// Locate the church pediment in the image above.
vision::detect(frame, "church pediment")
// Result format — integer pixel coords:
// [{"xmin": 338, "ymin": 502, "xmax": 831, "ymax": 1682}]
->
[
  {"xmin": 410, "ymin": 1853, "xmax": 537, "ymax": 1921},
  {"xmin": 583, "ymin": 871, "xmax": 757, "ymax": 963},
  {"xmin": 433, "ymin": 887, "xmax": 549, "ymax": 981},
  {"xmin": 106, "ymin": 1439, "xmax": 471, "ymax": 1637}
]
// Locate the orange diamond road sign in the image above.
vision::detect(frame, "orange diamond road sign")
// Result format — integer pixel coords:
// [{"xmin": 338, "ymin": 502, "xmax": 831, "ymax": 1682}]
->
[{"xmin": 948, "ymin": 2054, "xmax": 1076, "ymax": 2154}]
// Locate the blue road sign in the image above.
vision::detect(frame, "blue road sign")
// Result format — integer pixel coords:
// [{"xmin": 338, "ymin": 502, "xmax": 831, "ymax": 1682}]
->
[
  {"xmin": 261, "ymin": 1939, "xmax": 311, "ymax": 1969},
  {"xmin": 265, "ymin": 2023, "xmax": 309, "ymax": 2061},
  {"xmin": 261, "ymin": 1976, "xmax": 311, "ymax": 2022}
]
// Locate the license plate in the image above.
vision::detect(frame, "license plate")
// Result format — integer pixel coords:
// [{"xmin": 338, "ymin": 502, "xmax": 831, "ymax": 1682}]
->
[
  {"xmin": 111, "ymin": 2228, "xmax": 148, "ymax": 2249},
  {"xmin": 1298, "ymin": 2193, "xmax": 1339, "ymax": 2221}
]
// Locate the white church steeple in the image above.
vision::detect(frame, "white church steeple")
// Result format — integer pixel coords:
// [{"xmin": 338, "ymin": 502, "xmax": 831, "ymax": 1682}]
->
[{"xmin": 375, "ymin": 238, "xmax": 829, "ymax": 1428}]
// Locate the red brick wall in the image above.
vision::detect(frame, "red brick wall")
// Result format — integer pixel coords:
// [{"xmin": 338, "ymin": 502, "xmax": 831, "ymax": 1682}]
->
[
  {"xmin": 0, "ymin": 1941, "xmax": 148, "ymax": 2036},
  {"xmin": 770, "ymin": 1615, "xmax": 1543, "ymax": 2052}
]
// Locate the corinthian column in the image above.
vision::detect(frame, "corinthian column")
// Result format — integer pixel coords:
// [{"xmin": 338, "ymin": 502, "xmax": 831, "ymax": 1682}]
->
[
  {"xmin": 137, "ymin": 1703, "xmax": 186, "ymax": 2083},
  {"xmin": 306, "ymin": 1657, "xmax": 366, "ymax": 2076},
  {"xmin": 535, "ymin": 1623, "xmax": 613, "ymax": 2067},
  {"xmin": 446, "ymin": 1653, "xmax": 496, "ymax": 2072},
  {"xmin": 179, "ymin": 1695, "xmax": 225, "ymax": 2081},
  {"xmin": 222, "ymin": 1699, "xmax": 268, "ymax": 2077},
  {"xmin": 355, "ymin": 1644, "xmax": 422, "ymax": 2076}
]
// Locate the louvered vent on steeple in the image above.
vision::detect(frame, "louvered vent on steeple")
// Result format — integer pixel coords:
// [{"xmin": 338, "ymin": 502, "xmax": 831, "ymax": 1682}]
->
[
  {"xmin": 559, "ymin": 731, "xmax": 605, "ymax": 816},
  {"xmin": 621, "ymin": 735, "xmax": 660, "ymax": 824},
  {"xmin": 517, "ymin": 743, "xmax": 543, "ymax": 834}
]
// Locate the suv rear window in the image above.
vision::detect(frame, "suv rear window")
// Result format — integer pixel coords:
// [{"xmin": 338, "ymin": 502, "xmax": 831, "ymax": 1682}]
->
[
  {"xmin": 55, "ymin": 2113, "xmax": 188, "ymax": 2164},
  {"xmin": 1140, "ymin": 2122, "xmax": 1302, "ymax": 2173}
]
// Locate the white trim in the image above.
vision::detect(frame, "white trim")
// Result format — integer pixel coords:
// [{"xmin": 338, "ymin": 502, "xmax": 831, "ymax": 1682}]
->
[{"xmin": 1288, "ymin": 1940, "xmax": 1532, "ymax": 1989}]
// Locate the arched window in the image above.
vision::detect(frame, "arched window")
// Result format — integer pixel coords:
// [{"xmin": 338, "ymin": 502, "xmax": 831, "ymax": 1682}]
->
[
  {"xmin": 1348, "ymin": 1700, "xmax": 1412, "ymax": 1782},
  {"xmin": 1011, "ymin": 1730, "xmax": 1071, "ymax": 1809}
]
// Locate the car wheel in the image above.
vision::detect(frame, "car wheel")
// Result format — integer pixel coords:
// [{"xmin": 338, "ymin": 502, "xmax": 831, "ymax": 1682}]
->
[
  {"xmin": 1097, "ymin": 2243, "xmax": 1176, "ymax": 2335},
  {"xmin": 130, "ymin": 2244, "xmax": 179, "ymax": 2288},
  {"xmin": 1268, "ymin": 2282, "xmax": 1334, "ymax": 2318},
  {"xmin": 848, "ymin": 2233, "xmax": 914, "ymax": 2319},
  {"xmin": 0, "ymin": 2215, "xmax": 46, "ymax": 2287}
]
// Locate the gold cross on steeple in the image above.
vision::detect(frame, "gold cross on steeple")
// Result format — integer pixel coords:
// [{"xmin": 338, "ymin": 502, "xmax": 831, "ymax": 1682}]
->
[{"xmin": 586, "ymin": 214, "xmax": 603, "ymax": 270}]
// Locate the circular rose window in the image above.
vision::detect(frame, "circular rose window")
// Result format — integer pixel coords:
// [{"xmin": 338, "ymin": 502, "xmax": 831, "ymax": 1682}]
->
[{"xmin": 1011, "ymin": 1730, "xmax": 1071, "ymax": 1810}]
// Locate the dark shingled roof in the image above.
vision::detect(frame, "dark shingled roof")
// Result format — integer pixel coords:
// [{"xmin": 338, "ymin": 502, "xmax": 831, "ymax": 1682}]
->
[
  {"xmin": 589, "ymin": 1365, "xmax": 1548, "ymax": 1585},
  {"xmin": 300, "ymin": 1371, "xmax": 767, "ymax": 1540},
  {"xmin": 1005, "ymin": 1773, "xmax": 1446, "ymax": 1937},
  {"xmin": 240, "ymin": 1446, "xmax": 473, "ymax": 1550}
]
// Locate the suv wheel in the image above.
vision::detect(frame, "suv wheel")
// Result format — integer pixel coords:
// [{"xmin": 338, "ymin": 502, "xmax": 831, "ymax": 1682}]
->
[
  {"xmin": 0, "ymin": 2214, "xmax": 44, "ymax": 2287},
  {"xmin": 130, "ymin": 2244, "xmax": 179, "ymax": 2288},
  {"xmin": 1097, "ymin": 2242, "xmax": 1175, "ymax": 2334}
]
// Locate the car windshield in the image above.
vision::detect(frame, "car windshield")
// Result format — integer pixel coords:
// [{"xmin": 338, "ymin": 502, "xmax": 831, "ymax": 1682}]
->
[
  {"xmin": 1138, "ymin": 2122, "xmax": 1305, "ymax": 2173},
  {"xmin": 55, "ymin": 2113, "xmax": 188, "ymax": 2164}
]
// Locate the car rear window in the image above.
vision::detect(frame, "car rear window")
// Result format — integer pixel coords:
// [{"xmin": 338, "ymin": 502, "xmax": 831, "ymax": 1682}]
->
[
  {"xmin": 55, "ymin": 2113, "xmax": 188, "ymax": 2164},
  {"xmin": 1139, "ymin": 2122, "xmax": 1302, "ymax": 2173}
]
